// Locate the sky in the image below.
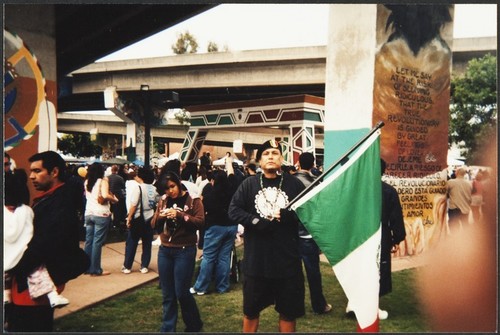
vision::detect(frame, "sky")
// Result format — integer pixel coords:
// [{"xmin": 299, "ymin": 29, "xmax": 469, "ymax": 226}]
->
[{"xmin": 98, "ymin": 4, "xmax": 497, "ymax": 62}]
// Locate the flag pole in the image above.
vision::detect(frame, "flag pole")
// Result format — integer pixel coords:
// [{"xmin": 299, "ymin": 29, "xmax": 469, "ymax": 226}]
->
[{"xmin": 286, "ymin": 121, "xmax": 385, "ymax": 210}]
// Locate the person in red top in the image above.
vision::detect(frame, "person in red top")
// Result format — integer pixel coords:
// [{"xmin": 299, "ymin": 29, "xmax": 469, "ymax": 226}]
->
[{"xmin": 8, "ymin": 151, "xmax": 89, "ymax": 332}]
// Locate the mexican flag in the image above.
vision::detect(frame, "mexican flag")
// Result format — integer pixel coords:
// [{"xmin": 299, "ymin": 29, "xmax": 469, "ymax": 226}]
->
[{"xmin": 291, "ymin": 130, "xmax": 382, "ymax": 332}]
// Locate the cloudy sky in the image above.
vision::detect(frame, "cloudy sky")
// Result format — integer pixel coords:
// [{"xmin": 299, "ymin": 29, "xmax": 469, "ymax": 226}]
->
[{"xmin": 99, "ymin": 4, "xmax": 497, "ymax": 62}]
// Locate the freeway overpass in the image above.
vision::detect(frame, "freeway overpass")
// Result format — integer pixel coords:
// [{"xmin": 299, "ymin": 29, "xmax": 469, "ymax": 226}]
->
[
  {"xmin": 57, "ymin": 37, "xmax": 496, "ymax": 154},
  {"xmin": 59, "ymin": 37, "xmax": 496, "ymax": 113}
]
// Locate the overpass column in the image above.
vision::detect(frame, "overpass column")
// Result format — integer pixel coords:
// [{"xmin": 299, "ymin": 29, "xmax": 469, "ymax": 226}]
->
[
  {"xmin": 179, "ymin": 129, "xmax": 208, "ymax": 164},
  {"xmin": 323, "ymin": 3, "xmax": 455, "ymax": 274},
  {"xmin": 126, "ymin": 123, "xmax": 136, "ymax": 147},
  {"xmin": 104, "ymin": 86, "xmax": 140, "ymax": 161},
  {"xmin": 288, "ymin": 122, "xmax": 316, "ymax": 164}
]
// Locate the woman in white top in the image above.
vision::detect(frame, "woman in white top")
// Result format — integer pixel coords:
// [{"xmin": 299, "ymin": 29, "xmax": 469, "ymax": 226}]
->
[{"xmin": 83, "ymin": 163, "xmax": 118, "ymax": 276}]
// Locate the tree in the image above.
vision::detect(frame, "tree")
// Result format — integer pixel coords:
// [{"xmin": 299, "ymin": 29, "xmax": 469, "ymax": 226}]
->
[
  {"xmin": 207, "ymin": 41, "xmax": 219, "ymax": 53},
  {"xmin": 58, "ymin": 133, "xmax": 102, "ymax": 158},
  {"xmin": 153, "ymin": 139, "xmax": 165, "ymax": 155},
  {"xmin": 449, "ymin": 54, "xmax": 497, "ymax": 163},
  {"xmin": 171, "ymin": 31, "xmax": 198, "ymax": 54}
]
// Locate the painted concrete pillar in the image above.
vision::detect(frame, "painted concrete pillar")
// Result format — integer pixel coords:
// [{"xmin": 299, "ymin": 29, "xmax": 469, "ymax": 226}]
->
[
  {"xmin": 324, "ymin": 4, "xmax": 378, "ymax": 168},
  {"xmin": 289, "ymin": 123, "xmax": 316, "ymax": 164},
  {"xmin": 179, "ymin": 129, "xmax": 207, "ymax": 164},
  {"xmin": 5, "ymin": 5, "xmax": 58, "ymax": 202},
  {"xmin": 126, "ymin": 123, "xmax": 137, "ymax": 148},
  {"xmin": 324, "ymin": 4, "xmax": 455, "ymax": 256}
]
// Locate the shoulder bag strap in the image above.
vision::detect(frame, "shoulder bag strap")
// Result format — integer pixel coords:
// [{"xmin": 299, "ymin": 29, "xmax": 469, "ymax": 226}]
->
[{"xmin": 137, "ymin": 185, "xmax": 144, "ymax": 218}]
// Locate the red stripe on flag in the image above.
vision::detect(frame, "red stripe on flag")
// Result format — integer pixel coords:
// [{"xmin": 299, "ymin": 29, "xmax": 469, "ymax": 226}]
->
[{"xmin": 357, "ymin": 318, "xmax": 379, "ymax": 333}]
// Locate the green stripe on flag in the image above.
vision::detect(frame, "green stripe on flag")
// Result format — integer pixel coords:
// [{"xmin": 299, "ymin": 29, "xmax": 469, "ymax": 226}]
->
[{"xmin": 293, "ymin": 132, "xmax": 381, "ymax": 266}]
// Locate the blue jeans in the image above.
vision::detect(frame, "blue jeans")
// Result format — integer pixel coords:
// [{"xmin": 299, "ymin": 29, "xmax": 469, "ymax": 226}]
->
[
  {"xmin": 123, "ymin": 218, "xmax": 154, "ymax": 270},
  {"xmin": 299, "ymin": 238, "xmax": 328, "ymax": 313},
  {"xmin": 84, "ymin": 215, "xmax": 111, "ymax": 275},
  {"xmin": 157, "ymin": 245, "xmax": 203, "ymax": 332},
  {"xmin": 193, "ymin": 225, "xmax": 238, "ymax": 293}
]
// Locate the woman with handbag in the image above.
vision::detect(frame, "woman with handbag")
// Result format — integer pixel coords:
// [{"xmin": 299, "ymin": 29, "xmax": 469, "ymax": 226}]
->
[
  {"xmin": 122, "ymin": 167, "xmax": 159, "ymax": 274},
  {"xmin": 84, "ymin": 163, "xmax": 118, "ymax": 276},
  {"xmin": 151, "ymin": 171, "xmax": 205, "ymax": 332}
]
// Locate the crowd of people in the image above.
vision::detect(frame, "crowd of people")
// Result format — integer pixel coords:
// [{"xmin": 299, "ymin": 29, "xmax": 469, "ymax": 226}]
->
[
  {"xmin": 3, "ymin": 143, "xmax": 493, "ymax": 332},
  {"xmin": 446, "ymin": 166, "xmax": 491, "ymax": 230}
]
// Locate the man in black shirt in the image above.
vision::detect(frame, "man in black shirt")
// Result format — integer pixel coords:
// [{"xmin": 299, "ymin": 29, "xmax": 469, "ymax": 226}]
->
[
  {"xmin": 294, "ymin": 152, "xmax": 332, "ymax": 315},
  {"xmin": 229, "ymin": 139, "xmax": 305, "ymax": 333},
  {"xmin": 107, "ymin": 164, "xmax": 126, "ymax": 230}
]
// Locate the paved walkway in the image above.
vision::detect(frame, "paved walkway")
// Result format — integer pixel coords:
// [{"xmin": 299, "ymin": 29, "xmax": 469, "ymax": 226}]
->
[
  {"xmin": 54, "ymin": 240, "xmax": 163, "ymax": 319},
  {"xmin": 54, "ymin": 240, "xmax": 427, "ymax": 320}
]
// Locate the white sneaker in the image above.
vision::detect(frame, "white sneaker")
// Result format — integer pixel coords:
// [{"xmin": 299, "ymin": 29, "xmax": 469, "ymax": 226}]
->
[
  {"xmin": 49, "ymin": 294, "xmax": 70, "ymax": 308},
  {"xmin": 152, "ymin": 237, "xmax": 161, "ymax": 246},
  {"xmin": 189, "ymin": 287, "xmax": 205, "ymax": 295},
  {"xmin": 345, "ymin": 304, "xmax": 354, "ymax": 314},
  {"xmin": 345, "ymin": 304, "xmax": 356, "ymax": 318},
  {"xmin": 378, "ymin": 309, "xmax": 388, "ymax": 320},
  {"xmin": 140, "ymin": 267, "xmax": 149, "ymax": 274},
  {"xmin": 121, "ymin": 267, "xmax": 131, "ymax": 274}
]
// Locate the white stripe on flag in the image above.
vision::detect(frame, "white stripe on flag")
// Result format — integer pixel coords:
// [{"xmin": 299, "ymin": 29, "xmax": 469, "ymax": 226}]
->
[{"xmin": 334, "ymin": 226, "xmax": 381, "ymax": 329}]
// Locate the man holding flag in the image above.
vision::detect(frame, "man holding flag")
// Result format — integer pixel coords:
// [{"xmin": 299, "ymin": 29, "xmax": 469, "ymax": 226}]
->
[
  {"xmin": 291, "ymin": 127, "xmax": 383, "ymax": 332},
  {"xmin": 229, "ymin": 139, "xmax": 306, "ymax": 333}
]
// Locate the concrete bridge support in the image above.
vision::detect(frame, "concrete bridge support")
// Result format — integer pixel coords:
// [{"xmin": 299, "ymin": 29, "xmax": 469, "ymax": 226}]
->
[
  {"xmin": 289, "ymin": 123, "xmax": 317, "ymax": 164},
  {"xmin": 179, "ymin": 129, "xmax": 208, "ymax": 164}
]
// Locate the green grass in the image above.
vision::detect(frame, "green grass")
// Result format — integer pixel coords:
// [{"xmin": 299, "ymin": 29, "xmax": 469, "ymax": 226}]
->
[{"xmin": 54, "ymin": 246, "xmax": 429, "ymax": 332}]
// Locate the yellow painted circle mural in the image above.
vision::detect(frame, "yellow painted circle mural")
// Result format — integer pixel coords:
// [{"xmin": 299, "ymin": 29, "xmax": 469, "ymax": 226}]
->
[{"xmin": 4, "ymin": 29, "xmax": 47, "ymax": 150}]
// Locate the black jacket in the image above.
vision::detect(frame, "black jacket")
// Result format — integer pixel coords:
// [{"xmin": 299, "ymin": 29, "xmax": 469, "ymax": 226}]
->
[
  {"xmin": 12, "ymin": 183, "xmax": 90, "ymax": 292},
  {"xmin": 202, "ymin": 174, "xmax": 239, "ymax": 228},
  {"xmin": 228, "ymin": 173, "xmax": 304, "ymax": 278},
  {"xmin": 380, "ymin": 181, "xmax": 406, "ymax": 296},
  {"xmin": 294, "ymin": 171, "xmax": 317, "ymax": 238}
]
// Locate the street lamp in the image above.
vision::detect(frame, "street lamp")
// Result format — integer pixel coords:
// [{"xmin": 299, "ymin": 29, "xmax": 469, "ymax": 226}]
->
[{"xmin": 141, "ymin": 84, "xmax": 151, "ymax": 167}]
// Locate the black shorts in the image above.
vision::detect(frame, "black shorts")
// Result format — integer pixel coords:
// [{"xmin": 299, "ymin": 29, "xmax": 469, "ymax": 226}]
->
[{"xmin": 243, "ymin": 272, "xmax": 305, "ymax": 321}]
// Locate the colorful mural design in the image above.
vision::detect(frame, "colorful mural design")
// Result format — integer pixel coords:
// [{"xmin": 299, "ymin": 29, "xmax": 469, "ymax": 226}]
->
[
  {"xmin": 372, "ymin": 4, "xmax": 454, "ymax": 254},
  {"xmin": 179, "ymin": 129, "xmax": 207, "ymax": 163},
  {"xmin": 4, "ymin": 29, "xmax": 47, "ymax": 150},
  {"xmin": 290, "ymin": 125, "xmax": 315, "ymax": 163},
  {"xmin": 4, "ymin": 29, "xmax": 57, "ymax": 153},
  {"xmin": 190, "ymin": 106, "xmax": 324, "ymax": 128}
]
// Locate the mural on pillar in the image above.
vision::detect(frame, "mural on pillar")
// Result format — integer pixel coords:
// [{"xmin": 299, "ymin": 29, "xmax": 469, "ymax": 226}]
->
[
  {"xmin": 184, "ymin": 96, "xmax": 324, "ymax": 165},
  {"xmin": 189, "ymin": 106, "xmax": 324, "ymax": 128},
  {"xmin": 276, "ymin": 137, "xmax": 291, "ymax": 165},
  {"xmin": 179, "ymin": 129, "xmax": 207, "ymax": 163},
  {"xmin": 291, "ymin": 125, "xmax": 315, "ymax": 164},
  {"xmin": 4, "ymin": 29, "xmax": 57, "ymax": 154},
  {"xmin": 372, "ymin": 5, "xmax": 453, "ymax": 256}
]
